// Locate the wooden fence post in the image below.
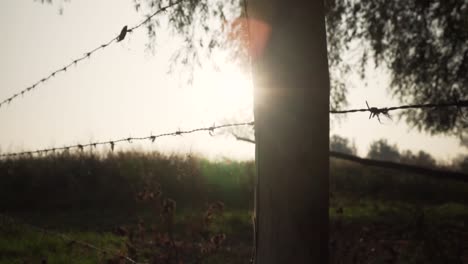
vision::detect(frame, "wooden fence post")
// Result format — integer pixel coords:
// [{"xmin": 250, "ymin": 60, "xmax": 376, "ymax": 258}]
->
[{"xmin": 248, "ymin": 0, "xmax": 330, "ymax": 262}]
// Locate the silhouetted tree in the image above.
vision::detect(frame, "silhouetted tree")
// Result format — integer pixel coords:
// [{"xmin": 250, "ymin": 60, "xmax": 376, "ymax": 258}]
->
[
  {"xmin": 40, "ymin": 0, "xmax": 468, "ymax": 142},
  {"xmin": 326, "ymin": 0, "xmax": 468, "ymax": 141},
  {"xmin": 400, "ymin": 150, "xmax": 437, "ymax": 168},
  {"xmin": 452, "ymin": 155, "xmax": 468, "ymax": 173},
  {"xmin": 136, "ymin": 0, "xmax": 467, "ymax": 137},
  {"xmin": 367, "ymin": 139, "xmax": 400, "ymax": 162},
  {"xmin": 134, "ymin": 0, "xmax": 466, "ymax": 148},
  {"xmin": 330, "ymin": 135, "xmax": 357, "ymax": 155},
  {"xmin": 461, "ymin": 136, "xmax": 468, "ymax": 148}
]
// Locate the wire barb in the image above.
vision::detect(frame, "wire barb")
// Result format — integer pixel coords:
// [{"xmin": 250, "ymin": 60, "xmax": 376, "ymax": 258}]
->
[
  {"xmin": 365, "ymin": 101, "xmax": 391, "ymax": 123},
  {"xmin": 117, "ymin": 25, "xmax": 128, "ymax": 42}
]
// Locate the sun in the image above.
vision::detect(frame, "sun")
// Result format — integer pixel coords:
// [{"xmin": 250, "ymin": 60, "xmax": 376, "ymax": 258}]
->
[{"xmin": 191, "ymin": 61, "xmax": 253, "ymax": 121}]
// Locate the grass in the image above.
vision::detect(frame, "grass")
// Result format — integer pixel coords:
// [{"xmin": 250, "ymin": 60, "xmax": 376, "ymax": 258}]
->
[
  {"xmin": 331, "ymin": 197, "xmax": 468, "ymax": 222},
  {"xmin": 1, "ymin": 151, "xmax": 467, "ymax": 263},
  {"xmin": 2, "ymin": 203, "xmax": 467, "ymax": 263},
  {"xmin": 0, "ymin": 217, "xmax": 126, "ymax": 264},
  {"xmin": 0, "ymin": 209, "xmax": 254, "ymax": 264}
]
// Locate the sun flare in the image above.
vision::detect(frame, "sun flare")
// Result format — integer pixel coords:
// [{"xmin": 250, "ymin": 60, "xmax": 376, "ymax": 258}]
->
[{"xmin": 192, "ymin": 62, "xmax": 253, "ymax": 121}]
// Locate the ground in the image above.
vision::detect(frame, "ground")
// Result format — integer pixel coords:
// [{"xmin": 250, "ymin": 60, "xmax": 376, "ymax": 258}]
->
[{"xmin": 0, "ymin": 153, "xmax": 467, "ymax": 263}]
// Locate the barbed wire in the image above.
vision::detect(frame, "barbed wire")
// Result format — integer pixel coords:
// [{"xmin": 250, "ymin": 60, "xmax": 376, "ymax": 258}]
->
[
  {"xmin": 0, "ymin": 121, "xmax": 254, "ymax": 158},
  {"xmin": 330, "ymin": 100, "xmax": 468, "ymax": 122},
  {"xmin": 0, "ymin": 213, "xmax": 146, "ymax": 264},
  {"xmin": 0, "ymin": 0, "xmax": 185, "ymax": 111},
  {"xmin": 1, "ymin": 100, "xmax": 466, "ymax": 157}
]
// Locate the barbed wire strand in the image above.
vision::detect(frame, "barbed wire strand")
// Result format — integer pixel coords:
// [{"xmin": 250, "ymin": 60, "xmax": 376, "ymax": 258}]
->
[
  {"xmin": 0, "ymin": 99, "xmax": 466, "ymax": 157},
  {"xmin": 0, "ymin": 214, "xmax": 146, "ymax": 264},
  {"xmin": 331, "ymin": 100, "xmax": 468, "ymax": 114},
  {"xmin": 330, "ymin": 100, "xmax": 468, "ymax": 122},
  {"xmin": 0, "ymin": 0, "xmax": 185, "ymax": 110},
  {"xmin": 0, "ymin": 121, "xmax": 254, "ymax": 158}
]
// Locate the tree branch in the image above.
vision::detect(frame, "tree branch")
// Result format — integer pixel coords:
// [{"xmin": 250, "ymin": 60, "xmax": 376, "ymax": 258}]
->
[{"xmin": 232, "ymin": 133, "xmax": 256, "ymax": 144}]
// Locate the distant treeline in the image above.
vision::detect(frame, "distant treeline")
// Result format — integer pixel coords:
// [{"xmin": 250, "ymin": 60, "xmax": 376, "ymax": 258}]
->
[
  {"xmin": 0, "ymin": 151, "xmax": 254, "ymax": 212},
  {"xmin": 1, "ymin": 150, "xmax": 468, "ymax": 213},
  {"xmin": 330, "ymin": 135, "xmax": 468, "ymax": 172}
]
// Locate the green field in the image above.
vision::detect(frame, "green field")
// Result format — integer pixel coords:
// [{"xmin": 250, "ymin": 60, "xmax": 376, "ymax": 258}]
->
[{"xmin": 1, "ymin": 152, "xmax": 467, "ymax": 263}]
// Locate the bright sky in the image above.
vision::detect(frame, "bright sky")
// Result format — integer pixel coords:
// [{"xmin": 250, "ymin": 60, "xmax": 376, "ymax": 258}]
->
[{"xmin": 0, "ymin": 0, "xmax": 465, "ymax": 162}]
